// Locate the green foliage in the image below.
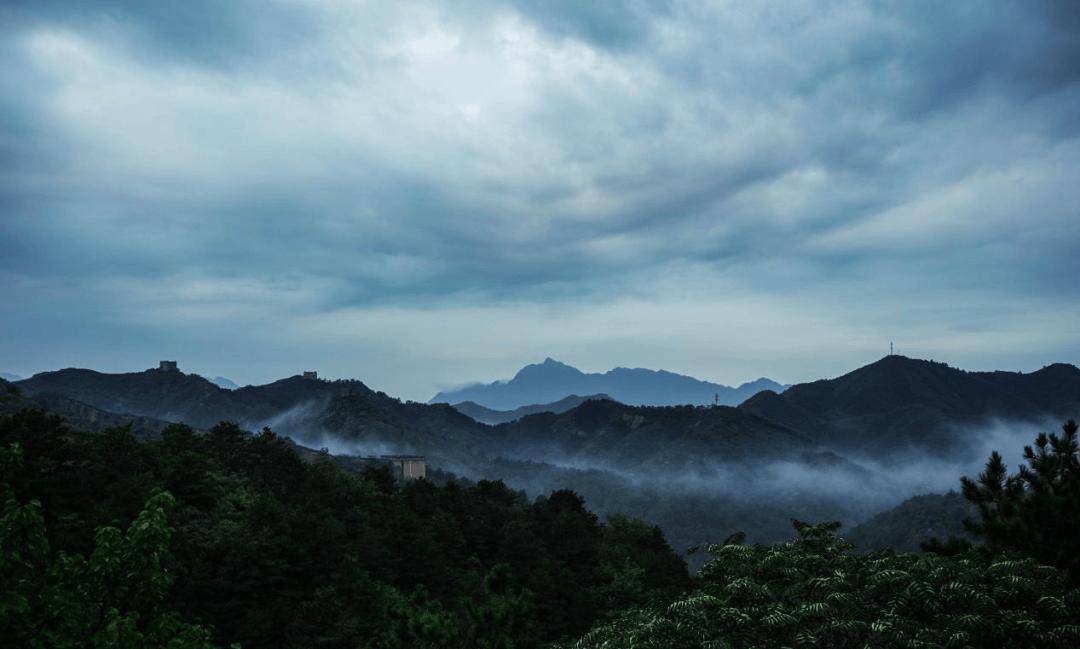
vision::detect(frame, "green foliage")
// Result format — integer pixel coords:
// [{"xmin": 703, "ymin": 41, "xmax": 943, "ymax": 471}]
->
[
  {"xmin": 563, "ymin": 521, "xmax": 1080, "ymax": 649},
  {"xmin": 961, "ymin": 420, "xmax": 1080, "ymax": 581},
  {"xmin": 1, "ymin": 444, "xmax": 218, "ymax": 648},
  {"xmin": 1, "ymin": 409, "xmax": 690, "ymax": 647}
]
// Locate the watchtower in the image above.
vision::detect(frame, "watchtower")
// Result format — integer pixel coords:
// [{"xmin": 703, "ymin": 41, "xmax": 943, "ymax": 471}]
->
[
  {"xmin": 158, "ymin": 361, "xmax": 178, "ymax": 372},
  {"xmin": 302, "ymin": 371, "xmax": 318, "ymax": 380},
  {"xmin": 379, "ymin": 455, "xmax": 426, "ymax": 480}
]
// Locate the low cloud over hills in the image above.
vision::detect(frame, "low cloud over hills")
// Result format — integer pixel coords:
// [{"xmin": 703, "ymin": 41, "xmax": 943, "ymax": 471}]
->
[
  {"xmin": 738, "ymin": 355, "xmax": 1080, "ymax": 457},
  {"xmin": 13, "ymin": 355, "xmax": 1080, "ymax": 554}
]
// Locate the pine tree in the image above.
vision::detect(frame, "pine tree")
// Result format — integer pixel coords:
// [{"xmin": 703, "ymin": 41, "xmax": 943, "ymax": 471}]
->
[{"xmin": 962, "ymin": 420, "xmax": 1080, "ymax": 581}]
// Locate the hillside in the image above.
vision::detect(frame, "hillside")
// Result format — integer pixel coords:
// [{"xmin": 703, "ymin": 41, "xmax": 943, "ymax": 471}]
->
[
  {"xmin": 16, "ymin": 367, "xmax": 819, "ymax": 471},
  {"xmin": 4, "ymin": 378, "xmax": 870, "ymax": 564},
  {"xmin": 15, "ymin": 368, "xmax": 490, "ymax": 464},
  {"xmin": 846, "ymin": 491, "xmax": 976, "ymax": 552},
  {"xmin": 431, "ymin": 358, "xmax": 785, "ymax": 409},
  {"xmin": 454, "ymin": 393, "xmax": 615, "ymax": 425},
  {"xmin": 1, "ymin": 377, "xmax": 175, "ymax": 438},
  {"xmin": 492, "ymin": 398, "xmax": 815, "ymax": 471},
  {"xmin": 739, "ymin": 356, "xmax": 1080, "ymax": 456},
  {"xmin": 0, "ymin": 404, "xmax": 690, "ymax": 648}
]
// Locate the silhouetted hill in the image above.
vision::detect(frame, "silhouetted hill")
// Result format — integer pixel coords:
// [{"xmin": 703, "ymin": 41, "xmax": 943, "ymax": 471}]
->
[
  {"xmin": 453, "ymin": 393, "xmax": 615, "ymax": 425},
  {"xmin": 492, "ymin": 398, "xmax": 815, "ymax": 471},
  {"xmin": 1, "ymin": 377, "xmax": 174, "ymax": 438},
  {"xmin": 738, "ymin": 356, "xmax": 1080, "ymax": 456},
  {"xmin": 18, "ymin": 368, "xmax": 236, "ymax": 425},
  {"xmin": 431, "ymin": 358, "xmax": 786, "ymax": 409},
  {"xmin": 16, "ymin": 368, "xmax": 490, "ymax": 463},
  {"xmin": 847, "ymin": 491, "xmax": 975, "ymax": 553}
]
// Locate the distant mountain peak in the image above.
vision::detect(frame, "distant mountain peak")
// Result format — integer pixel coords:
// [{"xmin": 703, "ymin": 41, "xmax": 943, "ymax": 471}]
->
[
  {"xmin": 737, "ymin": 377, "xmax": 787, "ymax": 391},
  {"xmin": 512, "ymin": 357, "xmax": 584, "ymax": 380},
  {"xmin": 432, "ymin": 359, "xmax": 786, "ymax": 410}
]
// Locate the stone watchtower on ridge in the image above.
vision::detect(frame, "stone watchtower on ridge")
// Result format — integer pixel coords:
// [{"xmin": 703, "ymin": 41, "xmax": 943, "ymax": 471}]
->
[
  {"xmin": 368, "ymin": 455, "xmax": 426, "ymax": 480},
  {"xmin": 302, "ymin": 371, "xmax": 318, "ymax": 380},
  {"xmin": 158, "ymin": 361, "xmax": 178, "ymax": 372}
]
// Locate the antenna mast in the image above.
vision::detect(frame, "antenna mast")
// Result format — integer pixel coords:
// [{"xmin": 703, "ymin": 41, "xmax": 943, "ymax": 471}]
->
[{"xmin": 890, "ymin": 341, "xmax": 894, "ymax": 356}]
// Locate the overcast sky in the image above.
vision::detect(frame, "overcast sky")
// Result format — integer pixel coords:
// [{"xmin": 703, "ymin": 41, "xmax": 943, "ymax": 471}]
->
[{"xmin": 2, "ymin": 1, "xmax": 1078, "ymax": 400}]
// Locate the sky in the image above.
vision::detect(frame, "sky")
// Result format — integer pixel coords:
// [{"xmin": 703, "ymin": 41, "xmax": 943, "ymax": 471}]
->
[{"xmin": 1, "ymin": 1, "xmax": 1079, "ymax": 401}]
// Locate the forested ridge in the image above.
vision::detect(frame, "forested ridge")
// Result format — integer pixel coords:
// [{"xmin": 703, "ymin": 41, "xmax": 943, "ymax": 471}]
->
[{"xmin": 847, "ymin": 492, "xmax": 975, "ymax": 553}]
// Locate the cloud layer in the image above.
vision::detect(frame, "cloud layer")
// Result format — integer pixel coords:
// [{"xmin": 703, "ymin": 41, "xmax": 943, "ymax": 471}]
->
[{"xmin": 2, "ymin": 1, "xmax": 1078, "ymax": 399}]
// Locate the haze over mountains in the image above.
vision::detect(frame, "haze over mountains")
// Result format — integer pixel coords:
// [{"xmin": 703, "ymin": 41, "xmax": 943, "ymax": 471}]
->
[
  {"xmin": 11, "ymin": 354, "xmax": 1080, "ymax": 553},
  {"xmin": 14, "ymin": 367, "xmax": 488, "ymax": 464},
  {"xmin": 12, "ymin": 365, "xmax": 810, "ymax": 473},
  {"xmin": 739, "ymin": 355, "xmax": 1080, "ymax": 458},
  {"xmin": 15, "ymin": 356, "xmax": 1079, "ymax": 471},
  {"xmin": 431, "ymin": 357, "xmax": 786, "ymax": 410}
]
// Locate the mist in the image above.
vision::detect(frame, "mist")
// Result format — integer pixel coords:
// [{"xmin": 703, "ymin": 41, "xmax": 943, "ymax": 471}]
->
[
  {"xmin": 246, "ymin": 399, "xmax": 415, "ymax": 458},
  {"xmin": 426, "ymin": 415, "xmax": 1066, "ymax": 557},
  {"xmin": 232, "ymin": 398, "xmax": 1065, "ymax": 557}
]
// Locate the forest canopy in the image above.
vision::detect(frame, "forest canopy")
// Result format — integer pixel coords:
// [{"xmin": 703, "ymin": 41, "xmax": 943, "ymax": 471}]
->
[{"xmin": 0, "ymin": 409, "xmax": 688, "ymax": 647}]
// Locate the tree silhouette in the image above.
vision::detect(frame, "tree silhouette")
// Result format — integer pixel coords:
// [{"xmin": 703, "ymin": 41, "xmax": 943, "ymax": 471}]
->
[{"xmin": 962, "ymin": 420, "xmax": 1080, "ymax": 581}]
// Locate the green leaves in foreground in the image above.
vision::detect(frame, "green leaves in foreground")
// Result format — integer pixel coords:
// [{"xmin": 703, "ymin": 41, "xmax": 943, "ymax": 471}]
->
[
  {"xmin": 563, "ymin": 521, "xmax": 1080, "ymax": 649},
  {"xmin": 0, "ymin": 443, "xmax": 218, "ymax": 648}
]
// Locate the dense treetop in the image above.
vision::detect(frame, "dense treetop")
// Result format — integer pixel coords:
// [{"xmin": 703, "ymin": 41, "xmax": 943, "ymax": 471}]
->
[
  {"xmin": 564, "ymin": 521, "xmax": 1080, "ymax": 649},
  {"xmin": 0, "ymin": 408, "xmax": 688, "ymax": 647}
]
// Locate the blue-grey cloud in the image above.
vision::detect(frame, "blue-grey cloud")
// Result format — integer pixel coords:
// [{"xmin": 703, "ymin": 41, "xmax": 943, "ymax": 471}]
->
[{"xmin": 1, "ymin": 1, "xmax": 1078, "ymax": 399}]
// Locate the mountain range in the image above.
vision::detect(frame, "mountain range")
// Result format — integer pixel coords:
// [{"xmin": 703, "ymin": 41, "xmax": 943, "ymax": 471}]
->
[
  {"xmin": 14, "ymin": 368, "xmax": 489, "ymax": 464},
  {"xmin": 12, "ymin": 367, "xmax": 809, "ymax": 471},
  {"xmin": 453, "ymin": 393, "xmax": 615, "ymax": 425},
  {"xmin": 9, "ymin": 355, "xmax": 1080, "ymax": 555},
  {"xmin": 431, "ymin": 358, "xmax": 786, "ymax": 410},
  {"xmin": 738, "ymin": 355, "xmax": 1080, "ymax": 457},
  {"xmin": 15, "ymin": 356, "xmax": 1080, "ymax": 469}
]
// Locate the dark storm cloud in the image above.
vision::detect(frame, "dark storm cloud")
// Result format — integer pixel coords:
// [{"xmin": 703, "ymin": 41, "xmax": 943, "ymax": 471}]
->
[
  {"xmin": 1, "ymin": 1, "xmax": 1078, "ymax": 398},
  {"xmin": 507, "ymin": 0, "xmax": 673, "ymax": 49},
  {"xmin": 1, "ymin": 0, "xmax": 319, "ymax": 68}
]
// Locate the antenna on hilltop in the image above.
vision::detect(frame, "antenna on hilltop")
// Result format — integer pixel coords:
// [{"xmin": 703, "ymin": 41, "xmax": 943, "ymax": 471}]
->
[{"xmin": 890, "ymin": 341, "xmax": 894, "ymax": 356}]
